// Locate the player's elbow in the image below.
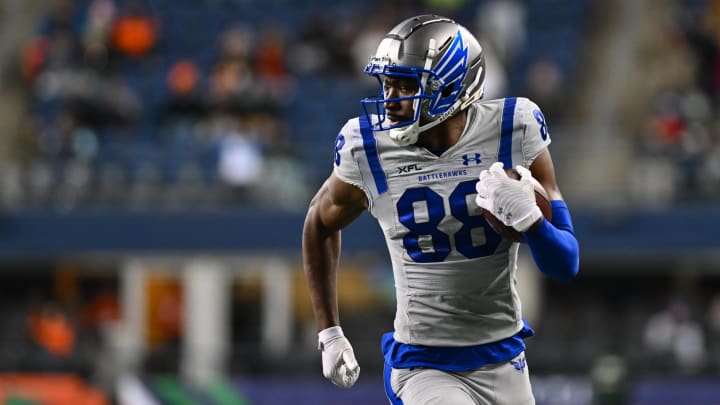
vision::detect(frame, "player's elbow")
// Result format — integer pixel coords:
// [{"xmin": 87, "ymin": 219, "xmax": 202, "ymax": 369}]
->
[
  {"xmin": 544, "ymin": 240, "xmax": 579, "ymax": 283},
  {"xmin": 549, "ymin": 256, "xmax": 579, "ymax": 283}
]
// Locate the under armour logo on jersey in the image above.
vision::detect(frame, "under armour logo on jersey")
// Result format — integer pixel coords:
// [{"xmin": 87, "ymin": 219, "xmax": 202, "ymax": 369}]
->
[
  {"xmin": 334, "ymin": 134, "xmax": 346, "ymax": 166},
  {"xmin": 511, "ymin": 356, "xmax": 527, "ymax": 373},
  {"xmin": 461, "ymin": 153, "xmax": 481, "ymax": 166}
]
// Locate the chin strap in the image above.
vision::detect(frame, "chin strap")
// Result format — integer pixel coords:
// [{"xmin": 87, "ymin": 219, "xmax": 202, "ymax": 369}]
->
[
  {"xmin": 388, "ymin": 124, "xmax": 421, "ymax": 146},
  {"xmin": 388, "ymin": 115, "xmax": 446, "ymax": 146}
]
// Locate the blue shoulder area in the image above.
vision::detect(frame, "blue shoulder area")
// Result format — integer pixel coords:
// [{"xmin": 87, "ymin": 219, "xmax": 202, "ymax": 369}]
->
[
  {"xmin": 499, "ymin": 97, "xmax": 518, "ymax": 168},
  {"xmin": 359, "ymin": 115, "xmax": 388, "ymax": 194}
]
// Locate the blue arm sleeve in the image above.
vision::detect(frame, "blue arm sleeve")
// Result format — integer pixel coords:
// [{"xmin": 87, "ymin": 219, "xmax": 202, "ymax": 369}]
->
[{"xmin": 523, "ymin": 200, "xmax": 579, "ymax": 282}]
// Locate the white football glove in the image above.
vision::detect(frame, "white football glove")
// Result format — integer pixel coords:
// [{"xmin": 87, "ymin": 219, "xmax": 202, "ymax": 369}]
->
[
  {"xmin": 318, "ymin": 326, "xmax": 360, "ymax": 388},
  {"xmin": 475, "ymin": 162, "xmax": 543, "ymax": 232}
]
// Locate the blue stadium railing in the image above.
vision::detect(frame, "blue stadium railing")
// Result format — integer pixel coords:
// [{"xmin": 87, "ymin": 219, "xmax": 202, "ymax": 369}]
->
[{"xmin": 0, "ymin": 206, "xmax": 716, "ymax": 261}]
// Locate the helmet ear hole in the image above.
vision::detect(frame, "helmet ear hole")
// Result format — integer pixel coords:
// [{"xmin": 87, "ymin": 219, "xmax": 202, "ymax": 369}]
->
[{"xmin": 441, "ymin": 83, "xmax": 455, "ymax": 98}]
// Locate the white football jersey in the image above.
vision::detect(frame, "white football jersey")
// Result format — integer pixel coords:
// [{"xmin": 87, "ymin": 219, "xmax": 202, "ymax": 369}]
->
[{"xmin": 333, "ymin": 97, "xmax": 551, "ymax": 347}]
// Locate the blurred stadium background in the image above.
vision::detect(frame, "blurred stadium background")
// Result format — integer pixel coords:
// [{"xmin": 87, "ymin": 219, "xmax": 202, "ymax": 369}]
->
[{"xmin": 0, "ymin": 0, "xmax": 718, "ymax": 403}]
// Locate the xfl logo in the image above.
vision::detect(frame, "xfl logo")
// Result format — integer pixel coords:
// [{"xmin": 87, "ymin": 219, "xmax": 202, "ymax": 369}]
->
[{"xmin": 398, "ymin": 164, "xmax": 422, "ymax": 174}]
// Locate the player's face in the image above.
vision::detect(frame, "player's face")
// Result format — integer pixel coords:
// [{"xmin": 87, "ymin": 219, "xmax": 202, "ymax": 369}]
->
[{"xmin": 382, "ymin": 76, "xmax": 418, "ymax": 125}]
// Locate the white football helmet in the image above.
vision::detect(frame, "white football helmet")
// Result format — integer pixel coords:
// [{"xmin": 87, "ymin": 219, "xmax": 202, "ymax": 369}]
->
[{"xmin": 362, "ymin": 15, "xmax": 486, "ymax": 145}]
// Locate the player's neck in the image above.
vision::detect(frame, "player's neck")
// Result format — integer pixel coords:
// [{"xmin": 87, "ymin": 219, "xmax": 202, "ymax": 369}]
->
[{"xmin": 416, "ymin": 111, "xmax": 467, "ymax": 152}]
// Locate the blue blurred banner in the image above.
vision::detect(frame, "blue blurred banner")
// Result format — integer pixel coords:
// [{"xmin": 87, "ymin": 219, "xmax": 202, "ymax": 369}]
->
[{"xmin": 0, "ymin": 207, "xmax": 716, "ymax": 259}]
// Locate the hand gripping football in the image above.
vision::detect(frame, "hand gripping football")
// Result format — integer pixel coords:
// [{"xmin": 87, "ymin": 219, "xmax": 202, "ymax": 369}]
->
[{"xmin": 481, "ymin": 168, "xmax": 552, "ymax": 242}]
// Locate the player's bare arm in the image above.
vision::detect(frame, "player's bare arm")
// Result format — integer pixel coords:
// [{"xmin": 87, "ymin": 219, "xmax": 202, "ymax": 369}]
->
[
  {"xmin": 302, "ymin": 174, "xmax": 367, "ymax": 331},
  {"xmin": 303, "ymin": 174, "xmax": 366, "ymax": 388},
  {"xmin": 528, "ymin": 148, "xmax": 563, "ymax": 202}
]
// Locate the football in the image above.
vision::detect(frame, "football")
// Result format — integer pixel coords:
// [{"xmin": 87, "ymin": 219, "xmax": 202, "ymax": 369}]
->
[{"xmin": 481, "ymin": 168, "xmax": 552, "ymax": 242}]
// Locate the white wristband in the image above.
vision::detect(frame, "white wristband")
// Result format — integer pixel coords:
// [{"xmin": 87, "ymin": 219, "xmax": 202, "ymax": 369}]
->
[
  {"xmin": 512, "ymin": 206, "xmax": 543, "ymax": 233},
  {"xmin": 318, "ymin": 326, "xmax": 344, "ymax": 350}
]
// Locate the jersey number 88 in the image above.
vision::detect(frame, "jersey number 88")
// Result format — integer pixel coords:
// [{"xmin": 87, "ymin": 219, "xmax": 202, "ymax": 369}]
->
[{"xmin": 397, "ymin": 179, "xmax": 502, "ymax": 263}]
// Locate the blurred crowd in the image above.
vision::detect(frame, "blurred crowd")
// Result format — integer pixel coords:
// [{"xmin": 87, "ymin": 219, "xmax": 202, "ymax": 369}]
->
[
  {"xmin": 629, "ymin": 0, "xmax": 720, "ymax": 204},
  {"xmin": 5, "ymin": 0, "xmax": 720, "ymax": 211},
  {"xmin": 12, "ymin": 0, "xmax": 307, "ymax": 211}
]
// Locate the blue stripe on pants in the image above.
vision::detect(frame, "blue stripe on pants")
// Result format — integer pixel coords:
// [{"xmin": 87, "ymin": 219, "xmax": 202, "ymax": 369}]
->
[{"xmin": 384, "ymin": 361, "xmax": 403, "ymax": 405}]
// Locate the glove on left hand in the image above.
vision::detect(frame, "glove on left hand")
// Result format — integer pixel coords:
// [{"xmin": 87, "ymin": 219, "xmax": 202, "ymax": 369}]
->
[
  {"xmin": 318, "ymin": 326, "xmax": 360, "ymax": 388},
  {"xmin": 475, "ymin": 162, "xmax": 543, "ymax": 232}
]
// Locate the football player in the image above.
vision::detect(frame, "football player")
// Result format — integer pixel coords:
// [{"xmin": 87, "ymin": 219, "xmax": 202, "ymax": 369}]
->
[{"xmin": 302, "ymin": 14, "xmax": 580, "ymax": 405}]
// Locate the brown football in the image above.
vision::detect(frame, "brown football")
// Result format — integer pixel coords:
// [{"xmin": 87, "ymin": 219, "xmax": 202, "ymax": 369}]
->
[{"xmin": 481, "ymin": 168, "xmax": 552, "ymax": 242}]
